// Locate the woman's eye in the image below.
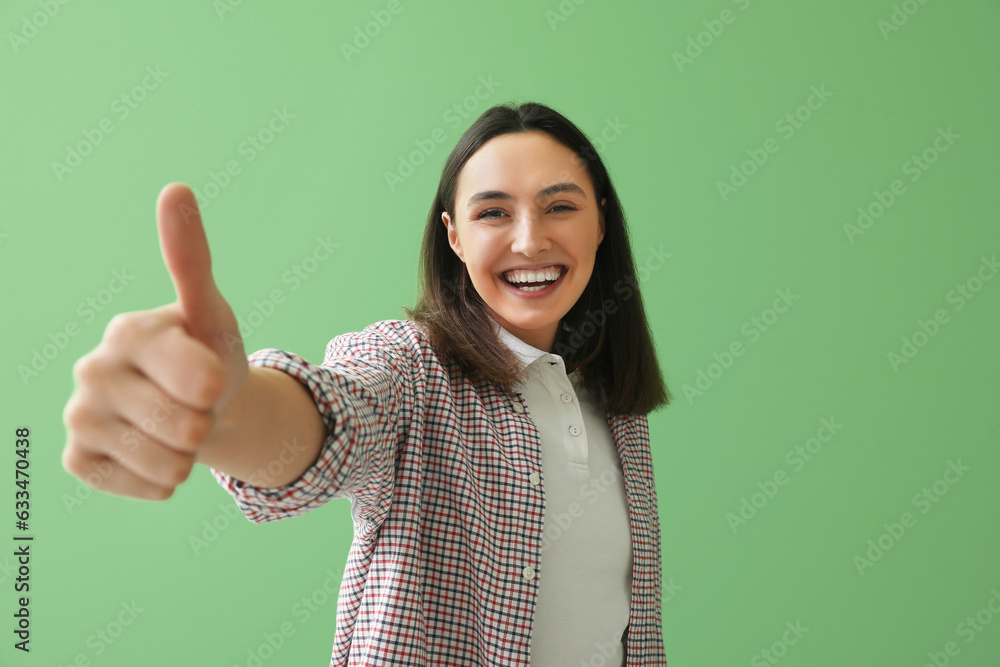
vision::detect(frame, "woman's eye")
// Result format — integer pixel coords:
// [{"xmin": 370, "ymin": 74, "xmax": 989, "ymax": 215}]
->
[{"xmin": 476, "ymin": 205, "xmax": 577, "ymax": 219}]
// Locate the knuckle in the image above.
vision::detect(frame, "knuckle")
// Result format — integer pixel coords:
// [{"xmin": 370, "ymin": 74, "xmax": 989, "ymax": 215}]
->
[
  {"xmin": 62, "ymin": 443, "xmax": 83, "ymax": 476},
  {"xmin": 127, "ymin": 426, "xmax": 149, "ymax": 452},
  {"xmin": 106, "ymin": 447, "xmax": 127, "ymax": 466},
  {"xmin": 72, "ymin": 354, "xmax": 101, "ymax": 385},
  {"xmin": 194, "ymin": 363, "xmax": 226, "ymax": 406},
  {"xmin": 117, "ymin": 423, "xmax": 143, "ymax": 452},
  {"xmin": 105, "ymin": 311, "xmax": 155, "ymax": 347},
  {"xmin": 149, "ymin": 485, "xmax": 175, "ymax": 502},
  {"xmin": 81, "ymin": 457, "xmax": 114, "ymax": 490},
  {"xmin": 169, "ymin": 455, "xmax": 196, "ymax": 487},
  {"xmin": 104, "ymin": 312, "xmax": 136, "ymax": 344},
  {"xmin": 62, "ymin": 397, "xmax": 89, "ymax": 431},
  {"xmin": 181, "ymin": 411, "xmax": 213, "ymax": 448},
  {"xmin": 61, "ymin": 399, "xmax": 75, "ymax": 429}
]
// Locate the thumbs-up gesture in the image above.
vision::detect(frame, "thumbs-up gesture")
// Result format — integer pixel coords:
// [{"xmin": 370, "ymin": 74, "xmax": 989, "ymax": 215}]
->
[{"xmin": 62, "ymin": 183, "xmax": 249, "ymax": 500}]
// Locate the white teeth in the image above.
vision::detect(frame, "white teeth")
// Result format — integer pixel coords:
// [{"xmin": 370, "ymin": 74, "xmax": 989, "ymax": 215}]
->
[{"xmin": 503, "ymin": 266, "xmax": 563, "ymax": 284}]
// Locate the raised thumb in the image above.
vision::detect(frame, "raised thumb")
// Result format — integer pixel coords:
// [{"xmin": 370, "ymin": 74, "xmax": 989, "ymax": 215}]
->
[{"xmin": 156, "ymin": 183, "xmax": 220, "ymax": 326}]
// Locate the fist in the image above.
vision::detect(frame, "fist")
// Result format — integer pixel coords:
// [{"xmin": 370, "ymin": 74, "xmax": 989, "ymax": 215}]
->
[{"xmin": 62, "ymin": 183, "xmax": 248, "ymax": 501}]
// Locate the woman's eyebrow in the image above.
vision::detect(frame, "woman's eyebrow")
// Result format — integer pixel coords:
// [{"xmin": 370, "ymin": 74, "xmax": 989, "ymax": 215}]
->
[{"xmin": 466, "ymin": 182, "xmax": 586, "ymax": 206}]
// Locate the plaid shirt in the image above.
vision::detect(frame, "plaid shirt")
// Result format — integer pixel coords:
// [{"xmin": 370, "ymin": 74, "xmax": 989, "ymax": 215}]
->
[{"xmin": 211, "ymin": 319, "xmax": 667, "ymax": 666}]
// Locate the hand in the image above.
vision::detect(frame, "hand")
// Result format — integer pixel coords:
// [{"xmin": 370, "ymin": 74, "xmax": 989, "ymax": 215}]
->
[{"xmin": 62, "ymin": 183, "xmax": 249, "ymax": 500}]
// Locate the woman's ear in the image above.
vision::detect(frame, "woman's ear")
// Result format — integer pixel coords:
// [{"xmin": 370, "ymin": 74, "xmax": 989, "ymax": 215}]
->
[
  {"xmin": 598, "ymin": 198, "xmax": 607, "ymax": 244},
  {"xmin": 441, "ymin": 211, "xmax": 465, "ymax": 262}
]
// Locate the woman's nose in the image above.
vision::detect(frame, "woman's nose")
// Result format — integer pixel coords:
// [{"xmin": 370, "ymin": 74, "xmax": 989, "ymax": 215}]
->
[{"xmin": 510, "ymin": 213, "xmax": 550, "ymax": 257}]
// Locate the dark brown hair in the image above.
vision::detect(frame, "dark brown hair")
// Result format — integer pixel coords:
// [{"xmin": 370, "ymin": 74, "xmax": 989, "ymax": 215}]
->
[{"xmin": 403, "ymin": 101, "xmax": 670, "ymax": 416}]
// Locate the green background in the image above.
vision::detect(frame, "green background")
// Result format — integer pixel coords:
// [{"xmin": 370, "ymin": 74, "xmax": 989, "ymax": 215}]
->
[{"xmin": 2, "ymin": 0, "xmax": 998, "ymax": 664}]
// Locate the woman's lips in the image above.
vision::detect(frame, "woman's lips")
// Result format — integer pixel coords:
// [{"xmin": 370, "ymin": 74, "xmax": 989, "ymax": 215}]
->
[{"xmin": 499, "ymin": 266, "xmax": 567, "ymax": 298}]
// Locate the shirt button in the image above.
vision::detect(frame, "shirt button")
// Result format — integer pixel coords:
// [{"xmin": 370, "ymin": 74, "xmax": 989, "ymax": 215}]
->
[
  {"xmin": 522, "ymin": 566, "xmax": 536, "ymax": 580},
  {"xmin": 560, "ymin": 393, "xmax": 573, "ymax": 403},
  {"xmin": 511, "ymin": 401, "xmax": 524, "ymax": 413},
  {"xmin": 529, "ymin": 472, "xmax": 540, "ymax": 486},
  {"xmin": 569, "ymin": 425, "xmax": 582, "ymax": 437}
]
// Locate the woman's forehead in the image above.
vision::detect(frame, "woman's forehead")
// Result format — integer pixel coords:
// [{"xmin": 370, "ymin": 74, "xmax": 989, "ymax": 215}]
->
[{"xmin": 455, "ymin": 133, "xmax": 594, "ymax": 207}]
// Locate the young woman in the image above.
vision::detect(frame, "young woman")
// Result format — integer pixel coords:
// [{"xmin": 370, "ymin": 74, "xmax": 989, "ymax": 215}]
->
[{"xmin": 62, "ymin": 102, "xmax": 671, "ymax": 666}]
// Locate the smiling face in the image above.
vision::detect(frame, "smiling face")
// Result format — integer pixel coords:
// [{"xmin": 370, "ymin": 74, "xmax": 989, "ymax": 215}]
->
[{"xmin": 441, "ymin": 130, "xmax": 606, "ymax": 352}]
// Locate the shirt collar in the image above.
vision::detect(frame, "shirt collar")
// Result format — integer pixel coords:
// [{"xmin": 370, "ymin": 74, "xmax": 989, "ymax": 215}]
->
[
  {"xmin": 487, "ymin": 315, "xmax": 592, "ymax": 399},
  {"xmin": 488, "ymin": 314, "xmax": 560, "ymax": 370}
]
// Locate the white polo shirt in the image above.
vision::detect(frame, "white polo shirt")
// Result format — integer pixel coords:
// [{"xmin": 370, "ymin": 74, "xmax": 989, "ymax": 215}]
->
[{"xmin": 491, "ymin": 318, "xmax": 633, "ymax": 666}]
